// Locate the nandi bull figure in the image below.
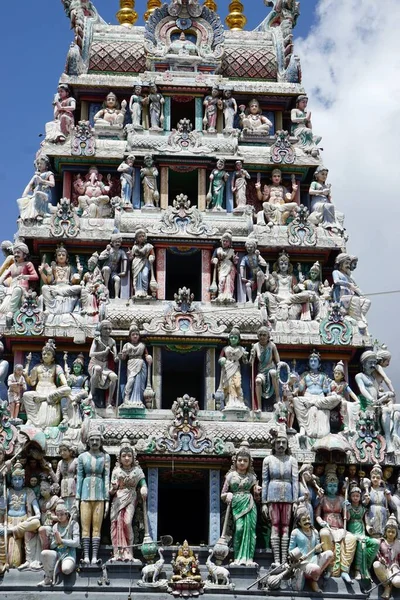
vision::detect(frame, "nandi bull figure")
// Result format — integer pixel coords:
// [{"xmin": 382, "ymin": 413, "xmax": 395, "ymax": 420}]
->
[{"xmin": 205, "ymin": 548, "xmax": 234, "ymax": 589}]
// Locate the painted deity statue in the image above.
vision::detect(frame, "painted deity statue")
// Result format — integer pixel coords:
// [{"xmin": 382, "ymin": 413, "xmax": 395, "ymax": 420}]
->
[
  {"xmin": 38, "ymin": 480, "xmax": 61, "ymax": 551},
  {"xmin": 22, "ymin": 339, "xmax": 72, "ymax": 430},
  {"xmin": 221, "ymin": 443, "xmax": 259, "ymax": 566},
  {"xmin": 39, "ymin": 500, "xmax": 80, "ymax": 587},
  {"xmin": 143, "ymin": 84, "xmax": 165, "ymax": 131},
  {"xmin": 332, "ymin": 253, "xmax": 370, "ymax": 332},
  {"xmin": 250, "ymin": 326, "xmax": 280, "ymax": 411},
  {"xmin": 55, "ymin": 441, "xmax": 78, "ymax": 513},
  {"xmin": 262, "ymin": 430, "xmax": 298, "ymax": 566},
  {"xmin": 81, "ymin": 252, "xmax": 109, "ymax": 321},
  {"xmin": 347, "ymin": 486, "xmax": 379, "ymax": 581},
  {"xmin": 88, "ymin": 320, "xmax": 119, "ymax": 414},
  {"xmin": 256, "ymin": 169, "xmax": 298, "ymax": 226},
  {"xmin": 330, "ymin": 360, "xmax": 360, "ymax": 434},
  {"xmin": 45, "ymin": 83, "xmax": 76, "ymax": 143},
  {"xmin": 171, "ymin": 540, "xmax": 202, "ymax": 583},
  {"xmin": 7, "ymin": 363, "xmax": 26, "ymax": 421},
  {"xmin": 119, "ymin": 325, "xmax": 152, "ymax": 407},
  {"xmin": 363, "ymin": 466, "xmax": 390, "ymax": 539},
  {"xmin": 315, "ymin": 470, "xmax": 356, "ymax": 581},
  {"xmin": 129, "ymin": 85, "xmax": 144, "ymax": 130},
  {"xmin": 232, "ymin": 160, "xmax": 250, "ymax": 213},
  {"xmin": 308, "ymin": 166, "xmax": 343, "ymax": 233},
  {"xmin": 118, "ymin": 155, "xmax": 136, "ymax": 207},
  {"xmin": 203, "ymin": 86, "xmax": 222, "ymax": 133},
  {"xmin": 298, "ymin": 463, "xmax": 324, "ymax": 523},
  {"xmin": 0, "ymin": 240, "xmax": 14, "ymax": 282},
  {"xmin": 110, "ymin": 439, "xmax": 147, "ymax": 562},
  {"xmin": 292, "ymin": 351, "xmax": 341, "ymax": 440},
  {"xmin": 218, "ymin": 328, "xmax": 248, "ymax": 410},
  {"xmin": 63, "ymin": 353, "xmax": 90, "ymax": 431},
  {"xmin": 355, "ymin": 351, "xmax": 397, "ymax": 454},
  {"xmin": 128, "ymin": 229, "xmax": 156, "ymax": 299},
  {"xmin": 76, "ymin": 427, "xmax": 110, "ymax": 565},
  {"xmin": 291, "ymin": 95, "xmax": 321, "ymax": 155},
  {"xmin": 140, "ymin": 155, "xmax": 160, "ymax": 208},
  {"xmin": 240, "ymin": 98, "xmax": 272, "ymax": 135},
  {"xmin": 288, "ymin": 507, "xmax": 333, "ymax": 592},
  {"xmin": 207, "ymin": 159, "xmax": 229, "ymax": 211},
  {"xmin": 373, "ymin": 515, "xmax": 400, "ymax": 599},
  {"xmin": 17, "ymin": 154, "xmax": 55, "ymax": 223},
  {"xmin": 259, "ymin": 251, "xmax": 320, "ymax": 323},
  {"xmin": 375, "ymin": 347, "xmax": 395, "ymax": 396},
  {"xmin": 389, "ymin": 476, "xmax": 400, "ymax": 523},
  {"xmin": 6, "ymin": 462, "xmax": 41, "ymax": 569},
  {"xmin": 75, "ymin": 167, "xmax": 112, "ymax": 219},
  {"xmin": 222, "ymin": 89, "xmax": 237, "ymax": 130},
  {"xmin": 94, "ymin": 92, "xmax": 127, "ymax": 127},
  {"xmin": 0, "ymin": 241, "xmax": 39, "ymax": 326},
  {"xmin": 240, "ymin": 237, "xmax": 267, "ymax": 303},
  {"xmin": 211, "ymin": 230, "xmax": 238, "ymax": 302},
  {"xmin": 99, "ymin": 233, "xmax": 128, "ymax": 299}
]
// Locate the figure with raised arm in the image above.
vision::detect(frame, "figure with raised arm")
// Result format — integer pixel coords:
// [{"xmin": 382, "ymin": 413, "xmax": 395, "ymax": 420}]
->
[
  {"xmin": 240, "ymin": 237, "xmax": 267, "ymax": 303},
  {"xmin": 88, "ymin": 320, "xmax": 119, "ymax": 414},
  {"xmin": 99, "ymin": 232, "xmax": 128, "ymax": 299},
  {"xmin": 250, "ymin": 326, "xmax": 280, "ymax": 410},
  {"xmin": 39, "ymin": 244, "xmax": 82, "ymax": 321},
  {"xmin": 255, "ymin": 169, "xmax": 298, "ymax": 226},
  {"xmin": 55, "ymin": 441, "xmax": 78, "ymax": 513},
  {"xmin": 17, "ymin": 155, "xmax": 55, "ymax": 223},
  {"xmin": 45, "ymin": 83, "xmax": 76, "ymax": 143},
  {"xmin": 203, "ymin": 86, "xmax": 222, "ymax": 133},
  {"xmin": 75, "ymin": 167, "xmax": 112, "ymax": 218}
]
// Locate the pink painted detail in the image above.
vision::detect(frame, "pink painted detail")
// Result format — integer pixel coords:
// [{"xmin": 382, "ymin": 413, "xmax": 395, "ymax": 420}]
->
[
  {"xmin": 201, "ymin": 249, "xmax": 211, "ymax": 302},
  {"xmin": 157, "ymin": 248, "xmax": 166, "ymax": 300}
]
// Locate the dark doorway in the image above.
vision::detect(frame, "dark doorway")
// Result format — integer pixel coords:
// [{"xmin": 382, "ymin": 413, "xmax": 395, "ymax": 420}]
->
[
  {"xmin": 168, "ymin": 169, "xmax": 198, "ymax": 206},
  {"xmin": 171, "ymin": 97, "xmax": 196, "ymax": 130},
  {"xmin": 166, "ymin": 248, "xmax": 201, "ymax": 300},
  {"xmin": 161, "ymin": 348, "xmax": 205, "ymax": 409},
  {"xmin": 158, "ymin": 469, "xmax": 209, "ymax": 546}
]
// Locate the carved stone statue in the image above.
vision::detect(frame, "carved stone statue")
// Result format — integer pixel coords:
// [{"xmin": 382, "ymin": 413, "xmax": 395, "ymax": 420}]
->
[
  {"xmin": 143, "ymin": 84, "xmax": 165, "ymax": 131},
  {"xmin": 17, "ymin": 154, "xmax": 55, "ymax": 223},
  {"xmin": 347, "ymin": 485, "xmax": 379, "ymax": 581},
  {"xmin": 250, "ymin": 326, "xmax": 280, "ymax": 410},
  {"xmin": 330, "ymin": 360, "xmax": 360, "ymax": 435},
  {"xmin": 308, "ymin": 166, "xmax": 343, "ymax": 233},
  {"xmin": 99, "ymin": 233, "xmax": 128, "ymax": 299},
  {"xmin": 129, "ymin": 85, "xmax": 144, "ymax": 130},
  {"xmin": 218, "ymin": 328, "xmax": 248, "ymax": 410},
  {"xmin": 207, "ymin": 159, "xmax": 229, "ymax": 211},
  {"xmin": 128, "ymin": 229, "xmax": 156, "ymax": 299},
  {"xmin": 169, "ymin": 31, "xmax": 198, "ymax": 56},
  {"xmin": 0, "ymin": 241, "xmax": 39, "ymax": 326},
  {"xmin": 211, "ymin": 230, "xmax": 238, "ymax": 303},
  {"xmin": 76, "ymin": 425, "xmax": 110, "ymax": 565},
  {"xmin": 55, "ymin": 441, "xmax": 78, "ymax": 513},
  {"xmin": 262, "ymin": 429, "xmax": 298, "ymax": 566},
  {"xmin": 81, "ymin": 252, "xmax": 109, "ymax": 321},
  {"xmin": 239, "ymin": 98, "xmax": 272, "ymax": 135},
  {"xmin": 118, "ymin": 155, "xmax": 136, "ymax": 207},
  {"xmin": 45, "ymin": 84, "xmax": 76, "ymax": 143},
  {"xmin": 75, "ymin": 167, "xmax": 112, "ymax": 218},
  {"xmin": 94, "ymin": 92, "xmax": 126, "ymax": 127},
  {"xmin": 7, "ymin": 363, "xmax": 26, "ymax": 422},
  {"xmin": 291, "ymin": 95, "xmax": 321, "ymax": 156},
  {"xmin": 63, "ymin": 353, "xmax": 90, "ymax": 433},
  {"xmin": 240, "ymin": 237, "xmax": 267, "ymax": 303},
  {"xmin": 170, "ymin": 539, "xmax": 203, "ymax": 596},
  {"xmin": 332, "ymin": 253, "xmax": 370, "ymax": 332},
  {"xmin": 255, "ymin": 169, "xmax": 298, "ymax": 226},
  {"xmin": 231, "ymin": 161, "xmax": 250, "ymax": 213},
  {"xmin": 203, "ymin": 86, "xmax": 222, "ymax": 133},
  {"xmin": 373, "ymin": 515, "xmax": 400, "ymax": 599},
  {"xmin": 222, "ymin": 89, "xmax": 237, "ymax": 131},
  {"xmin": 88, "ymin": 320, "xmax": 119, "ymax": 414},
  {"xmin": 140, "ymin": 155, "xmax": 160, "ymax": 208},
  {"xmin": 119, "ymin": 325, "xmax": 152, "ymax": 407}
]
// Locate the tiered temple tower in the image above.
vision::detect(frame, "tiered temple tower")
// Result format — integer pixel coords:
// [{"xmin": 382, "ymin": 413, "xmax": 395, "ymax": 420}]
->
[{"xmin": 0, "ymin": 0, "xmax": 397, "ymax": 596}]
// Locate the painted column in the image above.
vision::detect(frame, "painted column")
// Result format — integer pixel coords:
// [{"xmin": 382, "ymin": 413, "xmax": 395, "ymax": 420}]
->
[
  {"xmin": 226, "ymin": 173, "xmax": 234, "ymax": 213},
  {"xmin": 201, "ymin": 249, "xmax": 211, "ymax": 302},
  {"xmin": 80, "ymin": 101, "xmax": 89, "ymax": 121},
  {"xmin": 205, "ymin": 347, "xmax": 216, "ymax": 410},
  {"xmin": 133, "ymin": 167, "xmax": 141, "ymax": 209},
  {"xmin": 164, "ymin": 97, "xmax": 171, "ymax": 131},
  {"xmin": 152, "ymin": 346, "xmax": 162, "ymax": 408},
  {"xmin": 63, "ymin": 171, "xmax": 72, "ymax": 200},
  {"xmin": 275, "ymin": 111, "xmax": 283, "ymax": 131},
  {"xmin": 209, "ymin": 469, "xmax": 221, "ymax": 545},
  {"xmin": 147, "ymin": 467, "xmax": 159, "ymax": 540},
  {"xmin": 198, "ymin": 168, "xmax": 207, "ymax": 211},
  {"xmin": 195, "ymin": 97, "xmax": 203, "ymax": 131},
  {"xmin": 156, "ymin": 247, "xmax": 166, "ymax": 300},
  {"xmin": 160, "ymin": 166, "xmax": 169, "ymax": 209}
]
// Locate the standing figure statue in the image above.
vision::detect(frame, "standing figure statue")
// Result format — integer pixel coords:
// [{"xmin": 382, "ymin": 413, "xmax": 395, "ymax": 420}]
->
[
  {"xmin": 291, "ymin": 95, "xmax": 321, "ymax": 156},
  {"xmin": 118, "ymin": 155, "xmax": 136, "ymax": 207},
  {"xmin": 17, "ymin": 154, "xmax": 55, "ymax": 223},
  {"xmin": 128, "ymin": 229, "xmax": 156, "ymax": 299},
  {"xmin": 109, "ymin": 439, "xmax": 147, "ymax": 562},
  {"xmin": 56, "ymin": 441, "xmax": 78, "ymax": 513},
  {"xmin": 94, "ymin": 92, "xmax": 127, "ymax": 127},
  {"xmin": 45, "ymin": 83, "xmax": 76, "ymax": 143},
  {"xmin": 332, "ymin": 253, "xmax": 371, "ymax": 332},
  {"xmin": 76, "ymin": 426, "xmax": 110, "ymax": 565},
  {"xmin": 144, "ymin": 84, "xmax": 165, "ymax": 131},
  {"xmin": 255, "ymin": 169, "xmax": 298, "ymax": 226},
  {"xmin": 119, "ymin": 325, "xmax": 152, "ymax": 407},
  {"xmin": 250, "ymin": 326, "xmax": 280, "ymax": 411},
  {"xmin": 330, "ymin": 360, "xmax": 360, "ymax": 435},
  {"xmin": 63, "ymin": 353, "xmax": 90, "ymax": 431},
  {"xmin": 232, "ymin": 161, "xmax": 250, "ymax": 213},
  {"xmin": 211, "ymin": 230, "xmax": 238, "ymax": 302},
  {"xmin": 88, "ymin": 320, "xmax": 119, "ymax": 414},
  {"xmin": 203, "ymin": 86, "xmax": 222, "ymax": 133},
  {"xmin": 140, "ymin": 155, "xmax": 160, "ymax": 208},
  {"xmin": 22, "ymin": 339, "xmax": 72, "ymax": 430},
  {"xmin": 99, "ymin": 233, "xmax": 128, "ymax": 299},
  {"xmin": 373, "ymin": 515, "xmax": 400, "ymax": 599},
  {"xmin": 218, "ymin": 328, "xmax": 248, "ymax": 410},
  {"xmin": 240, "ymin": 237, "xmax": 267, "ymax": 303},
  {"xmin": 38, "ymin": 480, "xmax": 61, "ymax": 551},
  {"xmin": 222, "ymin": 89, "xmax": 237, "ymax": 131},
  {"xmin": 262, "ymin": 429, "xmax": 298, "ymax": 567},
  {"xmin": 129, "ymin": 85, "xmax": 144, "ymax": 129},
  {"xmin": 308, "ymin": 166, "xmax": 343, "ymax": 233},
  {"xmin": 221, "ymin": 442, "xmax": 259, "ymax": 566},
  {"xmin": 0, "ymin": 241, "xmax": 39, "ymax": 326},
  {"xmin": 363, "ymin": 466, "xmax": 390, "ymax": 539},
  {"xmin": 239, "ymin": 99, "xmax": 272, "ymax": 135},
  {"xmin": 81, "ymin": 252, "xmax": 109, "ymax": 321},
  {"xmin": 7, "ymin": 363, "xmax": 26, "ymax": 422},
  {"xmin": 207, "ymin": 159, "xmax": 229, "ymax": 211},
  {"xmin": 347, "ymin": 486, "xmax": 379, "ymax": 581},
  {"xmin": 75, "ymin": 167, "xmax": 112, "ymax": 219}
]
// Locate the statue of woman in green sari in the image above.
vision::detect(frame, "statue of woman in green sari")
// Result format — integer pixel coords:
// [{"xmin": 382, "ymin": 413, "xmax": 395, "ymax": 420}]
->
[
  {"xmin": 221, "ymin": 442, "xmax": 259, "ymax": 566},
  {"xmin": 347, "ymin": 486, "xmax": 379, "ymax": 581}
]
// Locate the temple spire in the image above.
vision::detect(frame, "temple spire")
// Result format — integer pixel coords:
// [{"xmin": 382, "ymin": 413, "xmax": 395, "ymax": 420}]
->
[
  {"xmin": 144, "ymin": 0, "xmax": 162, "ymax": 21},
  {"xmin": 116, "ymin": 0, "xmax": 138, "ymax": 27},
  {"xmin": 225, "ymin": 1, "xmax": 246, "ymax": 30},
  {"xmin": 204, "ymin": 0, "xmax": 218, "ymax": 10}
]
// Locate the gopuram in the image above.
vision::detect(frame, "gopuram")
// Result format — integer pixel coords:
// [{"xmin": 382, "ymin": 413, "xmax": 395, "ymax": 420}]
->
[{"xmin": 0, "ymin": 1, "xmax": 397, "ymax": 599}]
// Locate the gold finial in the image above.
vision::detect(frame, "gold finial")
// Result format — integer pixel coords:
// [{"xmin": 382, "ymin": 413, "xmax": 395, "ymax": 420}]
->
[
  {"xmin": 116, "ymin": 0, "xmax": 138, "ymax": 27},
  {"xmin": 225, "ymin": 1, "xmax": 247, "ymax": 30},
  {"xmin": 204, "ymin": 0, "xmax": 217, "ymax": 10},
  {"xmin": 144, "ymin": 0, "xmax": 162, "ymax": 21}
]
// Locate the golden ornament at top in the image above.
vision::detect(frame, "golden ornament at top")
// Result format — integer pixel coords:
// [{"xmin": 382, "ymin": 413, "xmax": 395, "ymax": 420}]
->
[
  {"xmin": 204, "ymin": 0, "xmax": 217, "ymax": 10},
  {"xmin": 225, "ymin": 0, "xmax": 247, "ymax": 30},
  {"xmin": 144, "ymin": 0, "xmax": 162, "ymax": 21},
  {"xmin": 116, "ymin": 0, "xmax": 138, "ymax": 27}
]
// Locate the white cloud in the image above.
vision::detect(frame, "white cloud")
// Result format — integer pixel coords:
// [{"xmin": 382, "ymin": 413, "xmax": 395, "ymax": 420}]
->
[{"xmin": 296, "ymin": 0, "xmax": 400, "ymax": 387}]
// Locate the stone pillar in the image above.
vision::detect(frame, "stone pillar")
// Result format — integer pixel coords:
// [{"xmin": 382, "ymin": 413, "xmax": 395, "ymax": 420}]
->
[
  {"xmin": 209, "ymin": 469, "xmax": 221, "ymax": 545},
  {"xmin": 205, "ymin": 347, "xmax": 216, "ymax": 410},
  {"xmin": 147, "ymin": 467, "xmax": 159, "ymax": 540},
  {"xmin": 133, "ymin": 167, "xmax": 141, "ymax": 209},
  {"xmin": 195, "ymin": 97, "xmax": 203, "ymax": 131},
  {"xmin": 80, "ymin": 101, "xmax": 89, "ymax": 121},
  {"xmin": 198, "ymin": 168, "xmax": 207, "ymax": 211},
  {"xmin": 201, "ymin": 249, "xmax": 211, "ymax": 302},
  {"xmin": 160, "ymin": 166, "xmax": 169, "ymax": 209},
  {"xmin": 156, "ymin": 247, "xmax": 166, "ymax": 300},
  {"xmin": 152, "ymin": 346, "xmax": 162, "ymax": 408},
  {"xmin": 164, "ymin": 97, "xmax": 171, "ymax": 131},
  {"xmin": 63, "ymin": 171, "xmax": 72, "ymax": 199},
  {"xmin": 275, "ymin": 111, "xmax": 283, "ymax": 131}
]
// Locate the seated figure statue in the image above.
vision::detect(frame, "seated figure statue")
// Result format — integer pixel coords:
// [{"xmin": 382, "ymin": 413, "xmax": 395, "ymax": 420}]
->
[
  {"xmin": 74, "ymin": 167, "xmax": 112, "ymax": 219},
  {"xmin": 94, "ymin": 92, "xmax": 126, "ymax": 128},
  {"xmin": 255, "ymin": 170, "xmax": 298, "ymax": 226},
  {"xmin": 308, "ymin": 166, "xmax": 344, "ymax": 234},
  {"xmin": 0, "ymin": 241, "xmax": 39, "ymax": 326},
  {"xmin": 332, "ymin": 253, "xmax": 370, "ymax": 332},
  {"xmin": 240, "ymin": 98, "xmax": 272, "ymax": 135},
  {"xmin": 171, "ymin": 540, "xmax": 203, "ymax": 588}
]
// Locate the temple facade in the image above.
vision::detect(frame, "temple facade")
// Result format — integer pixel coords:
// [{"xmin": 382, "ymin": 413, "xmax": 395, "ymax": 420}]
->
[{"xmin": 0, "ymin": 1, "xmax": 397, "ymax": 598}]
